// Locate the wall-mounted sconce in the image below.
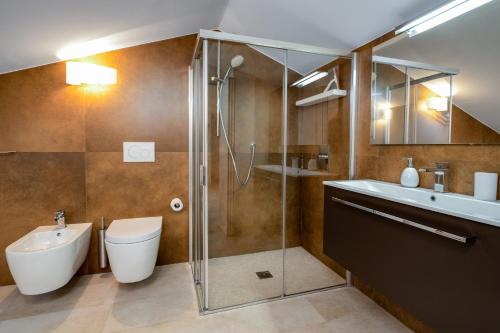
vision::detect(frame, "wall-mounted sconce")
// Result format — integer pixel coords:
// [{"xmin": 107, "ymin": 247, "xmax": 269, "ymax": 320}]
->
[
  {"xmin": 427, "ymin": 97, "xmax": 448, "ymax": 112},
  {"xmin": 375, "ymin": 103, "xmax": 392, "ymax": 125},
  {"xmin": 383, "ymin": 106, "xmax": 393, "ymax": 120},
  {"xmin": 66, "ymin": 61, "xmax": 117, "ymax": 85}
]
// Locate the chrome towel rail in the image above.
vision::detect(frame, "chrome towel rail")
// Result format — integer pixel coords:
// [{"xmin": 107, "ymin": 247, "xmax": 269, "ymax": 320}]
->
[
  {"xmin": 0, "ymin": 151, "xmax": 16, "ymax": 155},
  {"xmin": 331, "ymin": 196, "xmax": 475, "ymax": 244}
]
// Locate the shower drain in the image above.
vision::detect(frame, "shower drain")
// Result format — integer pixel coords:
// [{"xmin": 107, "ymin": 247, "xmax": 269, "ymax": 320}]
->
[{"xmin": 256, "ymin": 271, "xmax": 273, "ymax": 279}]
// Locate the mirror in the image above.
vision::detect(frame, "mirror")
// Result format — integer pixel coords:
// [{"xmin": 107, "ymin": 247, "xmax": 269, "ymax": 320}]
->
[{"xmin": 371, "ymin": 0, "xmax": 500, "ymax": 144}]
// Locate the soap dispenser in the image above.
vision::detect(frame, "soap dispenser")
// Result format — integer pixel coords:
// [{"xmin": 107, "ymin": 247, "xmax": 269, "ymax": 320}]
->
[{"xmin": 400, "ymin": 157, "xmax": 419, "ymax": 188}]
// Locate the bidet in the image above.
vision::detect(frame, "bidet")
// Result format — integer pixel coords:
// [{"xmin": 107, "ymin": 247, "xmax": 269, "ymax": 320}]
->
[{"xmin": 6, "ymin": 223, "xmax": 91, "ymax": 295}]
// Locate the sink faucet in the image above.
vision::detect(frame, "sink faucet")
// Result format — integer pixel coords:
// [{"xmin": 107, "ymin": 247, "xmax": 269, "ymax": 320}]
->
[
  {"xmin": 54, "ymin": 210, "xmax": 66, "ymax": 229},
  {"xmin": 419, "ymin": 162, "xmax": 449, "ymax": 193}
]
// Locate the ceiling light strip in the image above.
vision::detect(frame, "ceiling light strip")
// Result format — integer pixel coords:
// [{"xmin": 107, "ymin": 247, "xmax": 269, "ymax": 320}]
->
[
  {"xmin": 395, "ymin": 0, "xmax": 492, "ymax": 37},
  {"xmin": 290, "ymin": 71, "xmax": 328, "ymax": 88}
]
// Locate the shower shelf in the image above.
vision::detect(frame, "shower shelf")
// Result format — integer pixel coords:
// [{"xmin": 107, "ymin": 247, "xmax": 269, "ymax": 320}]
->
[{"xmin": 295, "ymin": 89, "xmax": 347, "ymax": 107}]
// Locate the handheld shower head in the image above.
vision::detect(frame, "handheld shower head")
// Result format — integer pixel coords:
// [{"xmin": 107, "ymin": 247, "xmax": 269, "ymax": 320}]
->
[{"xmin": 230, "ymin": 55, "xmax": 244, "ymax": 68}]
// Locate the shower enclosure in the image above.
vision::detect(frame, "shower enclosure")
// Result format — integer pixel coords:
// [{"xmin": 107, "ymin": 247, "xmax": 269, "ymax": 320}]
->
[{"xmin": 189, "ymin": 30, "xmax": 355, "ymax": 312}]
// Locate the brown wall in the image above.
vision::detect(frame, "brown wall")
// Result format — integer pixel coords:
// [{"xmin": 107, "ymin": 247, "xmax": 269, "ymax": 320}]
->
[{"xmin": 0, "ymin": 34, "xmax": 196, "ymax": 285}]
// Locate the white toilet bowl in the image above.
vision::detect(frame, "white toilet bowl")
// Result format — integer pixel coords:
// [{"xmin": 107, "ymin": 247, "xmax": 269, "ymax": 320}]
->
[{"xmin": 105, "ymin": 216, "xmax": 162, "ymax": 283}]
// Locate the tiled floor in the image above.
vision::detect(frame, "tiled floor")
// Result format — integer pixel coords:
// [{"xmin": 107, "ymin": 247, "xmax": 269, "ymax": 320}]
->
[
  {"xmin": 208, "ymin": 247, "xmax": 346, "ymax": 309},
  {"xmin": 0, "ymin": 263, "xmax": 411, "ymax": 333}
]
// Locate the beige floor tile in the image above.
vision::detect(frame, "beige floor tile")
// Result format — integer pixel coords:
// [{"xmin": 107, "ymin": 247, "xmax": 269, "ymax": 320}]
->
[
  {"xmin": 306, "ymin": 287, "xmax": 381, "ymax": 321},
  {"xmin": 0, "ymin": 279, "xmax": 118, "ymax": 321},
  {"xmin": 212, "ymin": 297, "xmax": 325, "ymax": 332},
  {"xmin": 323, "ymin": 310, "xmax": 412, "ymax": 333},
  {"xmin": 102, "ymin": 282, "xmax": 197, "ymax": 332},
  {"xmin": 0, "ymin": 263, "xmax": 411, "ymax": 333},
  {"xmin": 208, "ymin": 247, "xmax": 345, "ymax": 309},
  {"xmin": 0, "ymin": 304, "xmax": 110, "ymax": 333},
  {"xmin": 112, "ymin": 315, "xmax": 268, "ymax": 333},
  {"xmin": 284, "ymin": 310, "xmax": 411, "ymax": 333},
  {"xmin": 111, "ymin": 263, "xmax": 193, "ymax": 303}
]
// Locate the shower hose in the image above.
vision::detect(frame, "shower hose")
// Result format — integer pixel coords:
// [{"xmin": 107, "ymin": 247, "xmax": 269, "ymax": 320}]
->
[{"xmin": 217, "ymin": 74, "xmax": 256, "ymax": 186}]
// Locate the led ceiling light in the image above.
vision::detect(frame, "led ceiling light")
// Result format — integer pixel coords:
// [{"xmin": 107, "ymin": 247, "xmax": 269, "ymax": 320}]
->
[
  {"xmin": 396, "ymin": 0, "xmax": 492, "ymax": 37},
  {"xmin": 66, "ymin": 62, "xmax": 117, "ymax": 85},
  {"xmin": 290, "ymin": 71, "xmax": 328, "ymax": 88}
]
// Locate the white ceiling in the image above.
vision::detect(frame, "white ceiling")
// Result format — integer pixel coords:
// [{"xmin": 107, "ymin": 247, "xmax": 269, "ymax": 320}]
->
[
  {"xmin": 0, "ymin": 0, "xmax": 229, "ymax": 74},
  {"xmin": 375, "ymin": 0, "xmax": 500, "ymax": 132},
  {"xmin": 0, "ymin": 0, "xmax": 446, "ymax": 74}
]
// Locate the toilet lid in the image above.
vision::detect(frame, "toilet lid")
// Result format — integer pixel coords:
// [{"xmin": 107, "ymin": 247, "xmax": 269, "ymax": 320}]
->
[{"xmin": 106, "ymin": 216, "xmax": 162, "ymax": 244}]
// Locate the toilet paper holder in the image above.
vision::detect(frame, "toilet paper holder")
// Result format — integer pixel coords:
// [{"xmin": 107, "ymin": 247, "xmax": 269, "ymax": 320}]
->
[{"xmin": 170, "ymin": 198, "xmax": 183, "ymax": 212}]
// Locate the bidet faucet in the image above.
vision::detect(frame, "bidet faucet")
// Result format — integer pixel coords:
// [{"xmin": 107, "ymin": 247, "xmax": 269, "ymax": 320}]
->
[
  {"xmin": 419, "ymin": 162, "xmax": 449, "ymax": 193},
  {"xmin": 54, "ymin": 210, "xmax": 66, "ymax": 229}
]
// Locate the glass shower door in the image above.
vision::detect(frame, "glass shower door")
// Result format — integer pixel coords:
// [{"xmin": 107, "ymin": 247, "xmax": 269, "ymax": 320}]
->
[
  {"xmin": 191, "ymin": 32, "xmax": 350, "ymax": 313},
  {"xmin": 284, "ymin": 51, "xmax": 349, "ymax": 296},
  {"xmin": 205, "ymin": 40, "xmax": 286, "ymax": 310}
]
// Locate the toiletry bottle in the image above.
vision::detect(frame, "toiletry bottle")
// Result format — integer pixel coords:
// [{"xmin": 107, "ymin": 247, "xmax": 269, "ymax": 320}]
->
[{"xmin": 400, "ymin": 157, "xmax": 419, "ymax": 188}]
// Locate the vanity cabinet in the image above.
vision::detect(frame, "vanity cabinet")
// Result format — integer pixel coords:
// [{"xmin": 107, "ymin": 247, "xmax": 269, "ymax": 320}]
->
[{"xmin": 323, "ymin": 185, "xmax": 500, "ymax": 333}]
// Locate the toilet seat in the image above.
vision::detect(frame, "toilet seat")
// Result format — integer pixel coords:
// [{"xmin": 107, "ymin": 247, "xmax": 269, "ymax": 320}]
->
[
  {"xmin": 105, "ymin": 216, "xmax": 162, "ymax": 244},
  {"xmin": 105, "ymin": 216, "xmax": 162, "ymax": 283}
]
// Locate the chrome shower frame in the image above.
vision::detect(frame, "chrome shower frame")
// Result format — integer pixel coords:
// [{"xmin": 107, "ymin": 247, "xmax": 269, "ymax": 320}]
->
[{"xmin": 189, "ymin": 29, "xmax": 357, "ymax": 313}]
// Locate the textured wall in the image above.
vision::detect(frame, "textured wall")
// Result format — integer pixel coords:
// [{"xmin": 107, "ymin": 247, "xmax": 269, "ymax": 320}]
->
[{"xmin": 0, "ymin": 35, "xmax": 196, "ymax": 285}]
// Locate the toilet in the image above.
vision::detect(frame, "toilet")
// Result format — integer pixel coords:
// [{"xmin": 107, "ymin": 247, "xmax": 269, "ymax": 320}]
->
[{"xmin": 105, "ymin": 216, "xmax": 162, "ymax": 283}]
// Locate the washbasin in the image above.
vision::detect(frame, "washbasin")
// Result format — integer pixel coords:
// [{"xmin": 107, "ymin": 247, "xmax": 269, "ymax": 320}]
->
[
  {"xmin": 6, "ymin": 223, "xmax": 92, "ymax": 295},
  {"xmin": 324, "ymin": 180, "xmax": 500, "ymax": 228}
]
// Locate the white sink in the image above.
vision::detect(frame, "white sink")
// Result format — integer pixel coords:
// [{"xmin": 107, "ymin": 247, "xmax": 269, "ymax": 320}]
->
[
  {"xmin": 6, "ymin": 223, "xmax": 92, "ymax": 295},
  {"xmin": 324, "ymin": 180, "xmax": 500, "ymax": 228}
]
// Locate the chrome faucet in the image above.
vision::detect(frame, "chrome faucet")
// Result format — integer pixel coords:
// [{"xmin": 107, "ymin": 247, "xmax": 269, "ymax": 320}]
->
[
  {"xmin": 419, "ymin": 162, "xmax": 449, "ymax": 193},
  {"xmin": 54, "ymin": 210, "xmax": 66, "ymax": 229}
]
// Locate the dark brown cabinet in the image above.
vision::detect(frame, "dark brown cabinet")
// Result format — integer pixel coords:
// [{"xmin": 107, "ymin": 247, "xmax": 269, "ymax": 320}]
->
[{"xmin": 323, "ymin": 185, "xmax": 500, "ymax": 333}]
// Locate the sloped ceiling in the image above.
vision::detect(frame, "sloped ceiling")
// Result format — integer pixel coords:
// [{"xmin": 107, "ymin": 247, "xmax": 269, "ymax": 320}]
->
[
  {"xmin": 0, "ymin": 0, "xmax": 229, "ymax": 74},
  {"xmin": 0, "ymin": 0, "xmax": 446, "ymax": 74}
]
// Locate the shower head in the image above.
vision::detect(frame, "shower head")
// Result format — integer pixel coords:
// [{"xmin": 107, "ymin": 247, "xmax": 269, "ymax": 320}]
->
[
  {"xmin": 230, "ymin": 55, "xmax": 244, "ymax": 69},
  {"xmin": 217, "ymin": 55, "xmax": 245, "ymax": 84}
]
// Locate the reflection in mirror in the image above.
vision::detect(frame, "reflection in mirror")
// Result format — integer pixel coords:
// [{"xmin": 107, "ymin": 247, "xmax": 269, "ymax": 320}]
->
[
  {"xmin": 372, "ymin": 0, "xmax": 500, "ymax": 144},
  {"xmin": 371, "ymin": 58, "xmax": 455, "ymax": 144}
]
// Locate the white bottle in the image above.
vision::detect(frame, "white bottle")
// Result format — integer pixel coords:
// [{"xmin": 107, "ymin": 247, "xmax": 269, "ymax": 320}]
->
[{"xmin": 400, "ymin": 157, "xmax": 419, "ymax": 188}]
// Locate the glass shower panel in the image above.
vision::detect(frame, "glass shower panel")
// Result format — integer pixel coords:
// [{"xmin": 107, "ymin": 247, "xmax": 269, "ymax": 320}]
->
[
  {"xmin": 206, "ymin": 40, "xmax": 285, "ymax": 310},
  {"xmin": 190, "ymin": 45, "xmax": 206, "ymax": 307},
  {"xmin": 408, "ymin": 69, "xmax": 451, "ymax": 144},
  {"xmin": 285, "ymin": 50, "xmax": 348, "ymax": 295},
  {"xmin": 371, "ymin": 62, "xmax": 407, "ymax": 144}
]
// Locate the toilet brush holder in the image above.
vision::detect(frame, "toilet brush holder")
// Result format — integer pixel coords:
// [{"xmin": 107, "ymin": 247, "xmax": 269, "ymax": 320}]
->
[{"xmin": 99, "ymin": 216, "xmax": 108, "ymax": 269}]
